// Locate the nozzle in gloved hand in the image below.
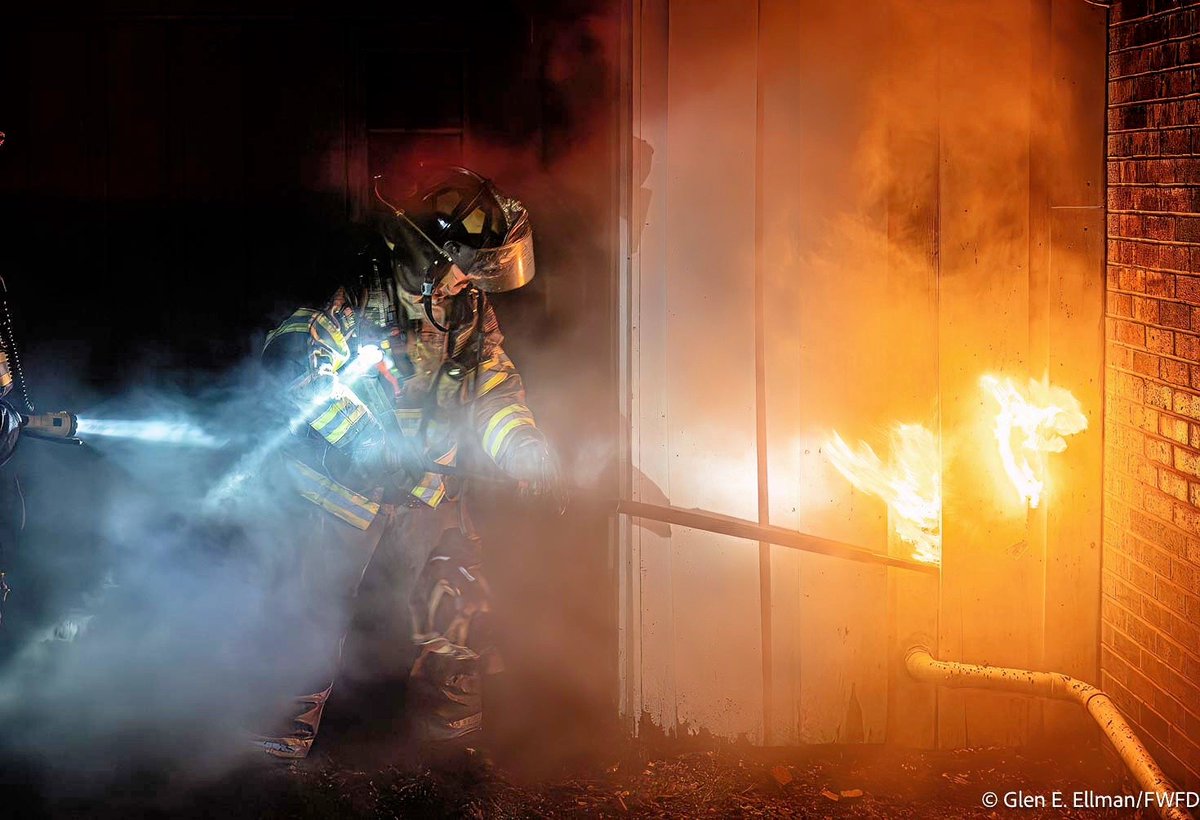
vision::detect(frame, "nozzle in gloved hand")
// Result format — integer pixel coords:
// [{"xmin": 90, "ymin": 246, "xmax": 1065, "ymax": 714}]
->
[{"xmin": 505, "ymin": 434, "xmax": 567, "ymax": 515}]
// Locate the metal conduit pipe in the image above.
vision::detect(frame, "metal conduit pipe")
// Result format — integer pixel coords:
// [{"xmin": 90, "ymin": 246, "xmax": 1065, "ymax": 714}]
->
[{"xmin": 906, "ymin": 647, "xmax": 1191, "ymax": 820}]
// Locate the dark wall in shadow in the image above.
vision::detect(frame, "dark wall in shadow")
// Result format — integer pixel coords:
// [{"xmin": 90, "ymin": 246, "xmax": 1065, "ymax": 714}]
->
[{"xmin": 0, "ymin": 0, "xmax": 620, "ymax": 775}]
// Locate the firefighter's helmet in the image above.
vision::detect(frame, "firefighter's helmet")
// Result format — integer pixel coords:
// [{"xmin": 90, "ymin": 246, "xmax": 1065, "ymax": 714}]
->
[{"xmin": 388, "ymin": 167, "xmax": 535, "ymax": 295}]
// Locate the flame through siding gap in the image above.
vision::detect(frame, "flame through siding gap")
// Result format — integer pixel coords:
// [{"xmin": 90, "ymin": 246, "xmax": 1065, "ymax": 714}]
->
[{"xmin": 752, "ymin": 0, "xmax": 773, "ymax": 746}]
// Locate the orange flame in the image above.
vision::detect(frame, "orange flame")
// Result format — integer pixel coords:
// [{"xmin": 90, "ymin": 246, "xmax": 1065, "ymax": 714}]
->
[
  {"xmin": 979, "ymin": 375, "xmax": 1087, "ymax": 509},
  {"xmin": 825, "ymin": 424, "xmax": 941, "ymax": 564}
]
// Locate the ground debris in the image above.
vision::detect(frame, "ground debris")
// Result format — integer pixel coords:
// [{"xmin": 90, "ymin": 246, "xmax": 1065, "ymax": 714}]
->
[{"xmin": 5, "ymin": 742, "xmax": 1133, "ymax": 819}]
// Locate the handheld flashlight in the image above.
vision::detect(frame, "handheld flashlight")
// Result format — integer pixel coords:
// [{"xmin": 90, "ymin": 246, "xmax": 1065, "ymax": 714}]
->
[{"xmin": 21, "ymin": 410, "xmax": 81, "ymax": 443}]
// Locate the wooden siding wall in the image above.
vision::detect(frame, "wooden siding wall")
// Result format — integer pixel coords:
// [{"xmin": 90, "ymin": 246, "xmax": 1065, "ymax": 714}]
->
[{"xmin": 621, "ymin": 0, "xmax": 1106, "ymax": 747}]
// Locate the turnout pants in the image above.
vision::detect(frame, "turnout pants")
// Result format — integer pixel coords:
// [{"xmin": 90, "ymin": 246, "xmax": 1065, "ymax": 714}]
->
[{"xmin": 252, "ymin": 497, "xmax": 499, "ymax": 759}]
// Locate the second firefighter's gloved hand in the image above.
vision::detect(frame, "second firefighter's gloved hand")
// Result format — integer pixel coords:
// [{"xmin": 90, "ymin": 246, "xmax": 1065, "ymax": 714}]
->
[{"xmin": 505, "ymin": 433, "xmax": 567, "ymax": 515}]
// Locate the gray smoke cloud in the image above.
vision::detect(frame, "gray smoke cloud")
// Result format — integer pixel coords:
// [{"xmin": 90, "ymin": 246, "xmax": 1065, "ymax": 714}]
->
[
  {"xmin": 0, "ymin": 355, "xmax": 356, "ymax": 783},
  {"xmin": 0, "ymin": 2, "xmax": 622, "ymax": 793}
]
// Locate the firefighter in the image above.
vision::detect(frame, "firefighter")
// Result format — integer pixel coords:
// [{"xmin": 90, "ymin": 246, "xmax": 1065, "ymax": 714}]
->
[
  {"xmin": 0, "ymin": 356, "xmax": 20, "ymax": 624},
  {"xmin": 255, "ymin": 167, "xmax": 564, "ymax": 759}
]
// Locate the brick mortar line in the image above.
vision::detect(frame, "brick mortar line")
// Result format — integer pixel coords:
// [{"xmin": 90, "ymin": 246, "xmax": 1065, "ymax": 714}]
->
[
  {"xmin": 1109, "ymin": 157, "xmax": 1200, "ymax": 164},
  {"xmin": 1099, "ymin": 528, "xmax": 1190, "ymax": 581},
  {"xmin": 1106, "ymin": 261, "xmax": 1199, "ymax": 278},
  {"xmin": 1106, "ymin": 405, "xmax": 1197, "ymax": 444},
  {"xmin": 1110, "ymin": 31, "xmax": 1200, "ymax": 56},
  {"xmin": 1106, "ymin": 331, "xmax": 1200, "ymax": 365},
  {"xmin": 1107, "ymin": 359, "xmax": 1200, "ymax": 398},
  {"xmin": 1107, "ymin": 616, "xmax": 1200, "ymax": 699},
  {"xmin": 1107, "ymin": 427, "xmax": 1200, "ymax": 487},
  {"xmin": 1110, "ymin": 91, "xmax": 1200, "ymax": 110},
  {"xmin": 1105, "ymin": 417, "xmax": 1200, "ymax": 473},
  {"xmin": 1110, "ymin": 208, "xmax": 1200, "ymax": 217},
  {"xmin": 1106, "ymin": 305, "xmax": 1200, "ymax": 332},
  {"xmin": 1104, "ymin": 401, "xmax": 1200, "ymax": 450},
  {"xmin": 1112, "ymin": 522, "xmax": 1200, "ymax": 584},
  {"xmin": 1101, "ymin": 574, "xmax": 1200, "ymax": 662},
  {"xmin": 1105, "ymin": 309, "xmax": 1200, "ymax": 334},
  {"xmin": 1100, "ymin": 495, "xmax": 1200, "ymax": 553},
  {"xmin": 1104, "ymin": 471, "xmax": 1200, "ymax": 544},
  {"xmin": 1104, "ymin": 432, "xmax": 1196, "ymax": 486},
  {"xmin": 1106, "ymin": 297, "xmax": 1196, "ymax": 316},
  {"xmin": 1103, "ymin": 650, "xmax": 1200, "ymax": 729},
  {"xmin": 1108, "ymin": 91, "xmax": 1200, "ymax": 108},
  {"xmin": 1101, "ymin": 566, "xmax": 1195, "ymax": 634},
  {"xmin": 1106, "ymin": 288, "xmax": 1200, "ymax": 306},
  {"xmin": 1109, "ymin": 155, "xmax": 1200, "ymax": 162},
  {"xmin": 1105, "ymin": 425, "xmax": 1196, "ymax": 472},
  {"xmin": 1105, "ymin": 292, "xmax": 1200, "ymax": 314},
  {"xmin": 1110, "ymin": 6, "xmax": 1200, "ymax": 31},
  {"xmin": 1106, "ymin": 235, "xmax": 1200, "ymax": 248},
  {"xmin": 1098, "ymin": 590, "xmax": 1173, "ymax": 674},
  {"xmin": 1109, "ymin": 59, "xmax": 1200, "ymax": 81},
  {"xmin": 1109, "ymin": 182, "xmax": 1200, "ymax": 188},
  {"xmin": 1123, "ymin": 480, "xmax": 1200, "ymax": 537},
  {"xmin": 1110, "ymin": 123, "xmax": 1200, "ymax": 135},
  {"xmin": 1104, "ymin": 237, "xmax": 1200, "ymax": 249}
]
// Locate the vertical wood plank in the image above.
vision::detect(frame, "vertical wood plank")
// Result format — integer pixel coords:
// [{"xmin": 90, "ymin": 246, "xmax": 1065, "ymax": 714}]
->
[
  {"xmin": 663, "ymin": 0, "xmax": 762, "ymax": 741},
  {"xmin": 759, "ymin": 0, "xmax": 807, "ymax": 746},
  {"xmin": 1043, "ymin": 0, "xmax": 1107, "ymax": 740},
  {"xmin": 773, "ymin": 0, "xmax": 890, "ymax": 745},
  {"xmin": 884, "ymin": 0, "xmax": 941, "ymax": 748},
  {"xmin": 617, "ymin": 0, "xmax": 639, "ymax": 735},
  {"xmin": 630, "ymin": 0, "xmax": 677, "ymax": 737},
  {"xmin": 936, "ymin": 0, "xmax": 1038, "ymax": 748}
]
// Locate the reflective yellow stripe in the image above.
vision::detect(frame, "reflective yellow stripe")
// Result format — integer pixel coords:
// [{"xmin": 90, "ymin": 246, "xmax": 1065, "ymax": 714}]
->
[
  {"xmin": 264, "ymin": 308, "xmax": 319, "ymax": 349},
  {"xmin": 394, "ymin": 408, "xmax": 422, "ymax": 437},
  {"xmin": 287, "ymin": 459, "xmax": 379, "ymax": 530},
  {"xmin": 310, "ymin": 400, "xmax": 345, "ymax": 431},
  {"xmin": 483, "ymin": 403, "xmax": 526, "ymax": 442},
  {"xmin": 312, "ymin": 313, "xmax": 349, "ymax": 357},
  {"xmin": 478, "ymin": 371, "xmax": 507, "ymax": 396},
  {"xmin": 487, "ymin": 416, "xmax": 535, "ymax": 460},
  {"xmin": 325, "ymin": 403, "xmax": 366, "ymax": 444},
  {"xmin": 309, "ymin": 396, "xmax": 369, "ymax": 446},
  {"xmin": 410, "ymin": 473, "xmax": 446, "ymax": 508}
]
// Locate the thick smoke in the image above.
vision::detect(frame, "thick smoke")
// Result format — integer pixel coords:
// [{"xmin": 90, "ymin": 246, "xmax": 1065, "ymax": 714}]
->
[
  {"xmin": 0, "ymin": 1, "xmax": 623, "ymax": 791},
  {"xmin": 0, "ymin": 358, "xmax": 354, "ymax": 781}
]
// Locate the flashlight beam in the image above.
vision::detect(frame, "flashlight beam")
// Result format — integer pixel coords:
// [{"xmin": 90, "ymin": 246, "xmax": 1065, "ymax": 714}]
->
[
  {"xmin": 615, "ymin": 499, "xmax": 939, "ymax": 575},
  {"xmin": 75, "ymin": 418, "xmax": 225, "ymax": 448}
]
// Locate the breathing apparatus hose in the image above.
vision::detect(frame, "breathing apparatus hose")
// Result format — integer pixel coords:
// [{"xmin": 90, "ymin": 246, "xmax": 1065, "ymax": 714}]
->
[
  {"xmin": 0, "ymin": 277, "xmax": 34, "ymax": 414},
  {"xmin": 416, "ymin": 286, "xmax": 486, "ymax": 459}
]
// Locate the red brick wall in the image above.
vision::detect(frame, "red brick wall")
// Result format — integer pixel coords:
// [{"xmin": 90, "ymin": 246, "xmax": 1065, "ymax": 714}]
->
[{"xmin": 1104, "ymin": 0, "xmax": 1200, "ymax": 789}]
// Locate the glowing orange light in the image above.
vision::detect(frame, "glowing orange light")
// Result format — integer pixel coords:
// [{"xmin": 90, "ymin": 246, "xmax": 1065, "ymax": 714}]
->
[
  {"xmin": 979, "ymin": 375, "xmax": 1087, "ymax": 509},
  {"xmin": 825, "ymin": 424, "xmax": 941, "ymax": 564}
]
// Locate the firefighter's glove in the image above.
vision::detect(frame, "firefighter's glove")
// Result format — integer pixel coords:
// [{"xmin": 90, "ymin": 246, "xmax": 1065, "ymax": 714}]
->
[{"xmin": 506, "ymin": 434, "xmax": 567, "ymax": 515}]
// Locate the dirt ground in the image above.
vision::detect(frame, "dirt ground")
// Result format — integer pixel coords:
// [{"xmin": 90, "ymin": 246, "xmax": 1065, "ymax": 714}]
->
[{"xmin": 6, "ymin": 740, "xmax": 1143, "ymax": 819}]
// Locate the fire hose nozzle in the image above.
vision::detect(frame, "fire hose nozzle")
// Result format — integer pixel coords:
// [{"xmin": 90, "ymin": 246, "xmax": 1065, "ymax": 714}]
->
[{"xmin": 20, "ymin": 410, "xmax": 81, "ymax": 443}]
